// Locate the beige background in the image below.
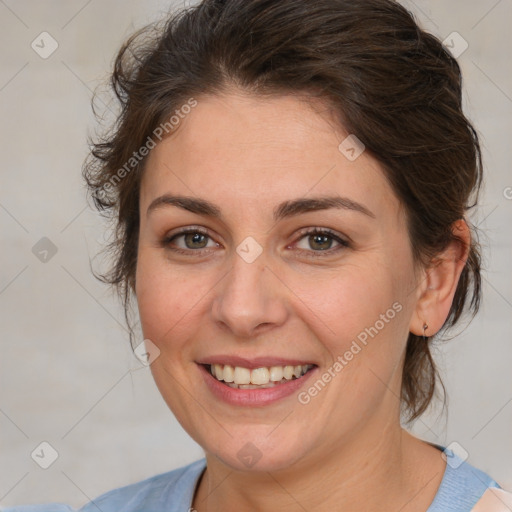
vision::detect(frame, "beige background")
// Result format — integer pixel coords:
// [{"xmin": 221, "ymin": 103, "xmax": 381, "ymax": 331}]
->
[{"xmin": 1, "ymin": 0, "xmax": 511, "ymax": 507}]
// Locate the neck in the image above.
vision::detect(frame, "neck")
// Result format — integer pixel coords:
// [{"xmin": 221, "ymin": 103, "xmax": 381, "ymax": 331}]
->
[{"xmin": 192, "ymin": 421, "xmax": 441, "ymax": 512}]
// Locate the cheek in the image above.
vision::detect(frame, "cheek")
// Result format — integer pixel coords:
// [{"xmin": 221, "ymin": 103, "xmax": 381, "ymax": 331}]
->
[
  {"xmin": 136, "ymin": 250, "xmax": 190, "ymax": 344},
  {"xmin": 290, "ymin": 266, "xmax": 401, "ymax": 345},
  {"xmin": 287, "ymin": 262, "xmax": 411, "ymax": 408},
  {"xmin": 284, "ymin": 268, "xmax": 408, "ymax": 438},
  {"xmin": 135, "ymin": 248, "xmax": 220, "ymax": 353}
]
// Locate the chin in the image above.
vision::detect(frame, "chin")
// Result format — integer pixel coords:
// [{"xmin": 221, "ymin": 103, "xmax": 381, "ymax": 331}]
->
[{"xmin": 203, "ymin": 430, "xmax": 312, "ymax": 473}]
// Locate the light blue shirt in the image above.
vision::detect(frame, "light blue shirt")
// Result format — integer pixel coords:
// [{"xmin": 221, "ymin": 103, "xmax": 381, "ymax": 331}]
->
[{"xmin": 2, "ymin": 448, "xmax": 501, "ymax": 512}]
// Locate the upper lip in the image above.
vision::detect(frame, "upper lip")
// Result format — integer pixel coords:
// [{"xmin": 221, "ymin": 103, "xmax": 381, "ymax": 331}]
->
[{"xmin": 196, "ymin": 355, "xmax": 316, "ymax": 369}]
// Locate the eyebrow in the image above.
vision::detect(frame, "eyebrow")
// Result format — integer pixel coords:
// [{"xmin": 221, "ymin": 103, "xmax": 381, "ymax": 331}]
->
[{"xmin": 147, "ymin": 194, "xmax": 376, "ymax": 221}]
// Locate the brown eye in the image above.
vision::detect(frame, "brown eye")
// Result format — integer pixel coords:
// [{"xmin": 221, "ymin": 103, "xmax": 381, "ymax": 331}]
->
[
  {"xmin": 307, "ymin": 233, "xmax": 334, "ymax": 251},
  {"xmin": 294, "ymin": 228, "xmax": 349, "ymax": 256},
  {"xmin": 162, "ymin": 227, "xmax": 218, "ymax": 254},
  {"xmin": 182, "ymin": 232, "xmax": 209, "ymax": 249}
]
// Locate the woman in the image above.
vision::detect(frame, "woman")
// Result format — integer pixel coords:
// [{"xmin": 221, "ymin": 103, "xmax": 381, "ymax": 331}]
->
[{"xmin": 5, "ymin": 0, "xmax": 508, "ymax": 510}]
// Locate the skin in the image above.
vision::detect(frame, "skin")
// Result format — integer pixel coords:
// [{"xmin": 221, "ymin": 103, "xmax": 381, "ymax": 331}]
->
[{"xmin": 135, "ymin": 88, "xmax": 470, "ymax": 512}]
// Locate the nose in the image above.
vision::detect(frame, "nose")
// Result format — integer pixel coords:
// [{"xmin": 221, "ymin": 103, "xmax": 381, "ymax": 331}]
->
[{"xmin": 211, "ymin": 252, "xmax": 289, "ymax": 339}]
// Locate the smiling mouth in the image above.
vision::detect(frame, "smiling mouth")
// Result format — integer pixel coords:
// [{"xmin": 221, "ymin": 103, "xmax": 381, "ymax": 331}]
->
[{"xmin": 204, "ymin": 363, "xmax": 316, "ymax": 389}]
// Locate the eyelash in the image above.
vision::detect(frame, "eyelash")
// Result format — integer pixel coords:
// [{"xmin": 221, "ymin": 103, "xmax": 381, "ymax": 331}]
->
[{"xmin": 161, "ymin": 226, "xmax": 349, "ymax": 258}]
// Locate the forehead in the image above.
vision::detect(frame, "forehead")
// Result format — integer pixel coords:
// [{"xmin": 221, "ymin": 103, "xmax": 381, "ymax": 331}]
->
[{"xmin": 140, "ymin": 91, "xmax": 399, "ymax": 220}]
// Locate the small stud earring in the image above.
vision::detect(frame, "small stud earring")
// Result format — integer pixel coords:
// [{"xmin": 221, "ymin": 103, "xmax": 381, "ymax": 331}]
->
[{"xmin": 423, "ymin": 323, "xmax": 429, "ymax": 341}]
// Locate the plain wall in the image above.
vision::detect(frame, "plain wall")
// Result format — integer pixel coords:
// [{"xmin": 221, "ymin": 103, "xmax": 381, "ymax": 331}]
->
[{"xmin": 1, "ymin": 0, "xmax": 511, "ymax": 506}]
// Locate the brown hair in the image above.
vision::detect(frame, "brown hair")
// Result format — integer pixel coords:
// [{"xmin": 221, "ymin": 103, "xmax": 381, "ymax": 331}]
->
[{"xmin": 84, "ymin": 0, "xmax": 482, "ymax": 422}]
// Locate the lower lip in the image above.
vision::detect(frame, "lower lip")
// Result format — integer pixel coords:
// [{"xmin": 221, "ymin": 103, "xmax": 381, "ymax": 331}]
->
[{"xmin": 198, "ymin": 364, "xmax": 318, "ymax": 406}]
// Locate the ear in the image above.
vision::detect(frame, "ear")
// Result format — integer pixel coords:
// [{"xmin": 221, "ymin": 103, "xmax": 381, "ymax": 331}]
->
[{"xmin": 409, "ymin": 219, "xmax": 471, "ymax": 337}]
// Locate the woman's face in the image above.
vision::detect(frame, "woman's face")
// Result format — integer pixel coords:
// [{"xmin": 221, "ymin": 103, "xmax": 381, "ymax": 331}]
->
[{"xmin": 136, "ymin": 90, "xmax": 422, "ymax": 472}]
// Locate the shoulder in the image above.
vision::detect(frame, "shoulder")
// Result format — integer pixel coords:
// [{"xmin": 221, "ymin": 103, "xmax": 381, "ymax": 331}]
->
[
  {"xmin": 427, "ymin": 448, "xmax": 501, "ymax": 512},
  {"xmin": 80, "ymin": 458, "xmax": 206, "ymax": 512},
  {"xmin": 1, "ymin": 507, "xmax": 74, "ymax": 512},
  {"xmin": 1, "ymin": 459, "xmax": 207, "ymax": 512}
]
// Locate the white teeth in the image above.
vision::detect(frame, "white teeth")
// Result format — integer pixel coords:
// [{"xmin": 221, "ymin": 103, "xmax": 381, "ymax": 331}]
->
[
  {"xmin": 208, "ymin": 363, "xmax": 313, "ymax": 388},
  {"xmin": 233, "ymin": 366, "xmax": 251, "ymax": 385},
  {"xmin": 250, "ymin": 367, "xmax": 270, "ymax": 385},
  {"xmin": 283, "ymin": 366, "xmax": 294, "ymax": 380},
  {"xmin": 214, "ymin": 364, "xmax": 223, "ymax": 380},
  {"xmin": 269, "ymin": 366, "xmax": 283, "ymax": 382},
  {"xmin": 223, "ymin": 364, "xmax": 234, "ymax": 382},
  {"xmin": 239, "ymin": 381, "xmax": 276, "ymax": 389}
]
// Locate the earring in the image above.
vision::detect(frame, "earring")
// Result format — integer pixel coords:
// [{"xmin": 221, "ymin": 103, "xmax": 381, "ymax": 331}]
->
[{"xmin": 422, "ymin": 323, "xmax": 429, "ymax": 341}]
